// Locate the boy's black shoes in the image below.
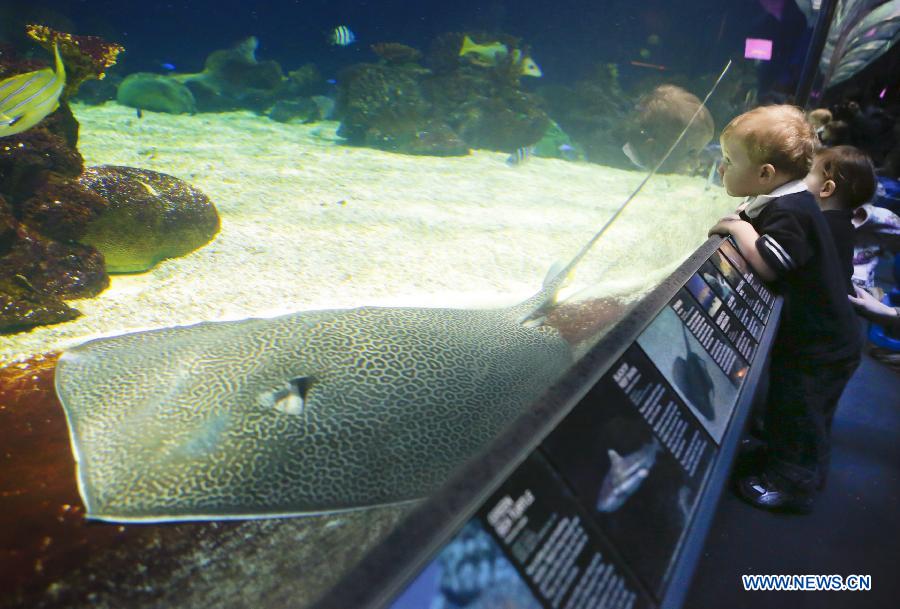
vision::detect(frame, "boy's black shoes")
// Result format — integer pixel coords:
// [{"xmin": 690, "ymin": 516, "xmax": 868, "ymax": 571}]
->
[{"xmin": 735, "ymin": 472, "xmax": 814, "ymax": 514}]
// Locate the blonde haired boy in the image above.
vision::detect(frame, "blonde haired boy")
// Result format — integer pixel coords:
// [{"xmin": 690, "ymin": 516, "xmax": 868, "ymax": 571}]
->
[{"xmin": 709, "ymin": 105, "xmax": 861, "ymax": 513}]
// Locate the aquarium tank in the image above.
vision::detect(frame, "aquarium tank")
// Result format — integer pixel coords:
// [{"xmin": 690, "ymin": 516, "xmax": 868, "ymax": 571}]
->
[{"xmin": 0, "ymin": 0, "xmax": 827, "ymax": 607}]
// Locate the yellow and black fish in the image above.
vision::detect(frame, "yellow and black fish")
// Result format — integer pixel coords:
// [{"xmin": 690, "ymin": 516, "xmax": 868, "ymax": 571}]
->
[
  {"xmin": 458, "ymin": 35, "xmax": 542, "ymax": 78},
  {"xmin": 0, "ymin": 43, "xmax": 65, "ymax": 138}
]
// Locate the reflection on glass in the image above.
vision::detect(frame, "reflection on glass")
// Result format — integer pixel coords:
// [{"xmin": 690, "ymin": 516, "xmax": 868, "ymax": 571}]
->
[{"xmin": 0, "ymin": 1, "xmax": 817, "ymax": 606}]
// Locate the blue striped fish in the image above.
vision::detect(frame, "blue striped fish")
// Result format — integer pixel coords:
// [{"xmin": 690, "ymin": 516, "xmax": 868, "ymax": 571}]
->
[
  {"xmin": 506, "ymin": 146, "xmax": 534, "ymax": 166},
  {"xmin": 0, "ymin": 44, "xmax": 65, "ymax": 138},
  {"xmin": 330, "ymin": 25, "xmax": 356, "ymax": 46}
]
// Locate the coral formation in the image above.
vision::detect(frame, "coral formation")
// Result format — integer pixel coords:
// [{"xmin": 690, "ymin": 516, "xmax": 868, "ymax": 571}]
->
[
  {"xmin": 20, "ymin": 173, "xmax": 110, "ymax": 242},
  {"xmin": 268, "ymin": 98, "xmax": 323, "ymax": 124},
  {"xmin": 335, "ymin": 32, "xmax": 550, "ymax": 155},
  {"xmin": 25, "ymin": 24, "xmax": 124, "ymax": 98},
  {"xmin": 0, "ymin": 26, "xmax": 217, "ymax": 331},
  {"xmin": 174, "ymin": 37, "xmax": 286, "ymax": 113},
  {"xmin": 0, "ymin": 37, "xmax": 110, "ymax": 332},
  {"xmin": 284, "ymin": 64, "xmax": 323, "ymax": 97},
  {"xmin": 0, "ymin": 223, "xmax": 83, "ymax": 332},
  {"xmin": 335, "ymin": 63, "xmax": 435, "ymax": 151},
  {"xmin": 371, "ymin": 43, "xmax": 423, "ymax": 65},
  {"xmin": 117, "ymin": 73, "xmax": 197, "ymax": 114},
  {"xmin": 538, "ymin": 63, "xmax": 633, "ymax": 167},
  {"xmin": 427, "ymin": 71, "xmax": 549, "ymax": 151},
  {"xmin": 1, "ymin": 222, "xmax": 107, "ymax": 299},
  {"xmin": 77, "ymin": 166, "xmax": 220, "ymax": 273},
  {"xmin": 0, "ymin": 120, "xmax": 83, "ymax": 201}
]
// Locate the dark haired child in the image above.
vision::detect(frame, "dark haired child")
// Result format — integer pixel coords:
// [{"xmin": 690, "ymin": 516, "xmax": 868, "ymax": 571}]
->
[{"xmin": 804, "ymin": 145, "xmax": 878, "ymax": 292}]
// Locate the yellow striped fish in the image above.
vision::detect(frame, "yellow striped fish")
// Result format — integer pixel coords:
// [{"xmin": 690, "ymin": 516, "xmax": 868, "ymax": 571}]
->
[{"xmin": 0, "ymin": 43, "xmax": 65, "ymax": 138}]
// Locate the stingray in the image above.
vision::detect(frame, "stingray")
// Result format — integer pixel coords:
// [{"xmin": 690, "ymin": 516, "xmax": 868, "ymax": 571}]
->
[
  {"xmin": 55, "ymin": 63, "xmax": 733, "ymax": 523},
  {"xmin": 55, "ymin": 280, "xmax": 572, "ymax": 522}
]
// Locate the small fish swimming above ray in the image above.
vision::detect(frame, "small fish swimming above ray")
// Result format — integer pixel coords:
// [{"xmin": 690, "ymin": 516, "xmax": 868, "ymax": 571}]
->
[
  {"xmin": 506, "ymin": 146, "xmax": 534, "ymax": 166},
  {"xmin": 0, "ymin": 43, "xmax": 65, "ymax": 138},
  {"xmin": 330, "ymin": 25, "xmax": 357, "ymax": 47}
]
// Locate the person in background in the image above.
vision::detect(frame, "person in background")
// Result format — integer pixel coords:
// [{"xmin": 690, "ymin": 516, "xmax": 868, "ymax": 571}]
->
[
  {"xmin": 807, "ymin": 108, "xmax": 832, "ymax": 143},
  {"xmin": 850, "ymin": 286, "xmax": 900, "ymax": 329},
  {"xmin": 850, "ymin": 285, "xmax": 900, "ymax": 370},
  {"xmin": 851, "ymin": 199, "xmax": 900, "ymax": 289},
  {"xmin": 804, "ymin": 145, "xmax": 877, "ymax": 292},
  {"xmin": 821, "ymin": 120, "xmax": 851, "ymax": 147},
  {"xmin": 708, "ymin": 105, "xmax": 861, "ymax": 514}
]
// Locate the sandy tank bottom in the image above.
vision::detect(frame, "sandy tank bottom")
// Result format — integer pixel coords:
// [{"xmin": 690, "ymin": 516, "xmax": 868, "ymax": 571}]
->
[{"xmin": 0, "ymin": 102, "xmax": 736, "ymax": 363}]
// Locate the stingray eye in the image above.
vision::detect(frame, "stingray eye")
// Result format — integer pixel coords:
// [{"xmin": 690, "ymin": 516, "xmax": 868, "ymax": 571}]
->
[
  {"xmin": 289, "ymin": 376, "xmax": 311, "ymax": 397},
  {"xmin": 259, "ymin": 377, "xmax": 312, "ymax": 416}
]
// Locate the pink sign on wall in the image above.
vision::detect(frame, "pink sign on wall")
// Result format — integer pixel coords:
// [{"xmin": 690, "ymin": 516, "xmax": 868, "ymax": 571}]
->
[{"xmin": 745, "ymin": 38, "xmax": 773, "ymax": 61}]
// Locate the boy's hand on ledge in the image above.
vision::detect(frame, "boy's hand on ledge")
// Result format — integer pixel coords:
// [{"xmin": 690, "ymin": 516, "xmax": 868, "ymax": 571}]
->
[{"xmin": 709, "ymin": 214, "xmax": 741, "ymax": 237}]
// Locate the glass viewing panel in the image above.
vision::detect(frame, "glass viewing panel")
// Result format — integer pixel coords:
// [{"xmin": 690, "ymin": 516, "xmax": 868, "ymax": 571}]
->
[{"xmin": 0, "ymin": 1, "xmax": 817, "ymax": 607}]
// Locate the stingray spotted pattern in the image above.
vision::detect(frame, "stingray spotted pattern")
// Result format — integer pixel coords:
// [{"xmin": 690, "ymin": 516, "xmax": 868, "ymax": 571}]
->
[{"xmin": 55, "ymin": 295, "xmax": 571, "ymax": 522}]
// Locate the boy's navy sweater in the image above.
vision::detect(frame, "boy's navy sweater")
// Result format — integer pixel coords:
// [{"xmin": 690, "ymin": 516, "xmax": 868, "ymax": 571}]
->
[{"xmin": 739, "ymin": 190, "xmax": 861, "ymax": 363}]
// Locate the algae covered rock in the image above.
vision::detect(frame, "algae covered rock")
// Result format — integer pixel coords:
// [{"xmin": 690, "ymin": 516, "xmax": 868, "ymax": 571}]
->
[
  {"xmin": 77, "ymin": 166, "xmax": 220, "ymax": 273},
  {"xmin": 117, "ymin": 73, "xmax": 197, "ymax": 114}
]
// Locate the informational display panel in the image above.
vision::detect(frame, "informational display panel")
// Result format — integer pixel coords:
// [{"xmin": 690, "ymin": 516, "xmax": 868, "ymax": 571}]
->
[
  {"xmin": 541, "ymin": 345, "xmax": 715, "ymax": 596},
  {"xmin": 389, "ymin": 454, "xmax": 654, "ymax": 609},
  {"xmin": 378, "ymin": 241, "xmax": 780, "ymax": 609}
]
